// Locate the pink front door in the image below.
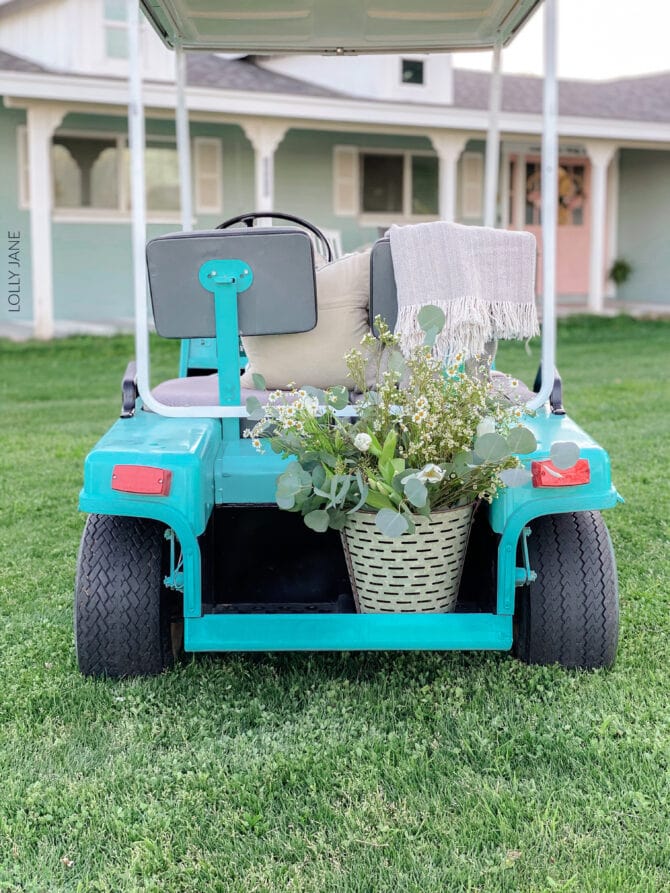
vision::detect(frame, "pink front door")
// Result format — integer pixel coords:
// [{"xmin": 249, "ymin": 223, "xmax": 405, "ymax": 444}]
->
[{"xmin": 509, "ymin": 156, "xmax": 591, "ymax": 296}]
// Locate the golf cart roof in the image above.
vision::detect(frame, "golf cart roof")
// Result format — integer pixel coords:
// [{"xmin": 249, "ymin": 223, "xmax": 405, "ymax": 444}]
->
[{"xmin": 140, "ymin": 0, "xmax": 541, "ymax": 54}]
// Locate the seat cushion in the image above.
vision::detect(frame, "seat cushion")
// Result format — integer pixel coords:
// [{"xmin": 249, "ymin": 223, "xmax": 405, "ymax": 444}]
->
[
  {"xmin": 239, "ymin": 249, "xmax": 372, "ymax": 391},
  {"xmin": 152, "ymin": 376, "xmax": 277, "ymax": 408}
]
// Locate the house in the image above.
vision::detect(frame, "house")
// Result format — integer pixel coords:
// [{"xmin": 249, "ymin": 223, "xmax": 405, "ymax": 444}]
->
[{"xmin": 1, "ymin": 0, "xmax": 669, "ymax": 339}]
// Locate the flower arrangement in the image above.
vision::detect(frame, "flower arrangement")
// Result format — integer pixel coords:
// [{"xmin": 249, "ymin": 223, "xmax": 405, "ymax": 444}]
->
[{"xmin": 244, "ymin": 307, "xmax": 538, "ymax": 538}]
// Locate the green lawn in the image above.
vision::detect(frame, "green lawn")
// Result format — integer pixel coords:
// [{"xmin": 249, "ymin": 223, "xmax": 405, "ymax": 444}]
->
[{"xmin": 1, "ymin": 316, "xmax": 669, "ymax": 892}]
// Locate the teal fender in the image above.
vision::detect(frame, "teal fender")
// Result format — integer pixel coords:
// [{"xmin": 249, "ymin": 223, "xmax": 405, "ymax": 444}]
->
[
  {"xmin": 490, "ymin": 408, "xmax": 621, "ymax": 614},
  {"xmin": 78, "ymin": 408, "xmax": 221, "ymax": 617}
]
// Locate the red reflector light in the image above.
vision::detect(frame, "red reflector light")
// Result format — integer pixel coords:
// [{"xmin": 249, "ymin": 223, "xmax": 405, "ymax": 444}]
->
[
  {"xmin": 111, "ymin": 464, "xmax": 172, "ymax": 496},
  {"xmin": 531, "ymin": 459, "xmax": 590, "ymax": 488}
]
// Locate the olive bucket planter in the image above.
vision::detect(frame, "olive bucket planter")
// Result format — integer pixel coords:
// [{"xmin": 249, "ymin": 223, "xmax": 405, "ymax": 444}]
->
[{"xmin": 341, "ymin": 503, "xmax": 476, "ymax": 613}]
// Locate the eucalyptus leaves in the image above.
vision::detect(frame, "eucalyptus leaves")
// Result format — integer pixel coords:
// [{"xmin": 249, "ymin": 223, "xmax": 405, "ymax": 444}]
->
[{"xmin": 244, "ymin": 309, "xmax": 575, "ymax": 538}]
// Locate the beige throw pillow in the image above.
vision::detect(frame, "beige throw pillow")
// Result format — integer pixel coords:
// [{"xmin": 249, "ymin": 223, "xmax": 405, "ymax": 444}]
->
[{"xmin": 240, "ymin": 248, "xmax": 371, "ymax": 390}]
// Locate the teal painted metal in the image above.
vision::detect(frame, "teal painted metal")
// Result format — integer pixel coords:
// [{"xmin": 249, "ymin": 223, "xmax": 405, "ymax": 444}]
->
[
  {"xmin": 199, "ymin": 257, "xmax": 253, "ymax": 439},
  {"xmin": 184, "ymin": 612, "xmax": 513, "ymax": 652},
  {"xmin": 514, "ymin": 526, "xmax": 536, "ymax": 585},
  {"xmin": 179, "ymin": 337, "xmax": 217, "ymax": 376},
  {"xmin": 490, "ymin": 406, "xmax": 620, "ymax": 615},
  {"xmin": 216, "ymin": 438, "xmax": 289, "ymax": 504},
  {"xmin": 163, "ymin": 528, "xmax": 184, "ymax": 591},
  {"xmin": 78, "ymin": 410, "xmax": 221, "ymax": 617}
]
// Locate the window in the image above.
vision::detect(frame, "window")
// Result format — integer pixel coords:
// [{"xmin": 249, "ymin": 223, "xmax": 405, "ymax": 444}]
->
[
  {"xmin": 53, "ymin": 135, "xmax": 120, "ymax": 209},
  {"xmin": 48, "ymin": 132, "xmax": 205, "ymax": 219},
  {"xmin": 144, "ymin": 140, "xmax": 180, "ymax": 212},
  {"xmin": 357, "ymin": 150, "xmax": 438, "ymax": 220},
  {"xmin": 104, "ymin": 0, "xmax": 128, "ymax": 59},
  {"xmin": 402, "ymin": 59, "xmax": 424, "ymax": 85}
]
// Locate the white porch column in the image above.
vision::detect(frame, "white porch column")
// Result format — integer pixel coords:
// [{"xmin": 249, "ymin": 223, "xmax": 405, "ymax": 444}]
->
[
  {"xmin": 585, "ymin": 140, "xmax": 616, "ymax": 313},
  {"xmin": 26, "ymin": 104, "xmax": 65, "ymax": 340},
  {"xmin": 605, "ymin": 149, "xmax": 620, "ymax": 298},
  {"xmin": 499, "ymin": 147, "xmax": 511, "ymax": 228},
  {"xmin": 242, "ymin": 120, "xmax": 288, "ymax": 212},
  {"xmin": 429, "ymin": 132, "xmax": 468, "ymax": 223},
  {"xmin": 513, "ymin": 151, "xmax": 526, "ymax": 230}
]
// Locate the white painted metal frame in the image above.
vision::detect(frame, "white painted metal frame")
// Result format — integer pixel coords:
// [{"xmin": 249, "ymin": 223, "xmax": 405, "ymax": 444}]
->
[
  {"xmin": 527, "ymin": 0, "xmax": 557, "ymax": 411},
  {"xmin": 128, "ymin": 0, "xmax": 558, "ymax": 418}
]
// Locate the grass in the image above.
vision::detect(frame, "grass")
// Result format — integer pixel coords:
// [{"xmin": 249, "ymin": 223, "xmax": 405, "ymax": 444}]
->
[{"xmin": 0, "ymin": 315, "xmax": 669, "ymax": 892}]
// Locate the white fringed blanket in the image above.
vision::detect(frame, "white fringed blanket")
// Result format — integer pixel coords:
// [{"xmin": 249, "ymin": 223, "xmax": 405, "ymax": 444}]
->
[{"xmin": 389, "ymin": 221, "xmax": 539, "ymax": 362}]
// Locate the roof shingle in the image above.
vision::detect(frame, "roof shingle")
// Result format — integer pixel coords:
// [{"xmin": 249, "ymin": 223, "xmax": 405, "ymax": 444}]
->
[{"xmin": 453, "ymin": 68, "xmax": 670, "ymax": 124}]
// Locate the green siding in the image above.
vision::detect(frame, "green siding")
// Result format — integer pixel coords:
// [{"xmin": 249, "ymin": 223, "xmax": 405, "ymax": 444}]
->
[
  {"xmin": 51, "ymin": 116, "xmax": 254, "ymax": 321},
  {"xmin": 0, "ymin": 107, "xmax": 32, "ymax": 322},
  {"xmin": 275, "ymin": 129, "xmax": 435, "ymax": 253},
  {"xmin": 617, "ymin": 149, "xmax": 670, "ymax": 305}
]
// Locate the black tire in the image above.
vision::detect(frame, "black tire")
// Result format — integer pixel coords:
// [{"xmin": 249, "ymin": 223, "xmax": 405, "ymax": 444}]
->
[
  {"xmin": 513, "ymin": 511, "xmax": 619, "ymax": 669},
  {"xmin": 75, "ymin": 514, "xmax": 181, "ymax": 677}
]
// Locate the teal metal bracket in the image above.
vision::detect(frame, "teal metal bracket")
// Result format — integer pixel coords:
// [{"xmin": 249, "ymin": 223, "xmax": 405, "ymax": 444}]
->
[
  {"xmin": 163, "ymin": 528, "xmax": 184, "ymax": 592},
  {"xmin": 514, "ymin": 526, "xmax": 536, "ymax": 586},
  {"xmin": 198, "ymin": 259, "xmax": 253, "ymax": 439}
]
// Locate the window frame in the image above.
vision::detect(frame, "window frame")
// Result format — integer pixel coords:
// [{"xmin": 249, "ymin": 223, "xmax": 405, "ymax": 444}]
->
[
  {"xmin": 356, "ymin": 147, "xmax": 439, "ymax": 226},
  {"xmin": 401, "ymin": 58, "xmax": 425, "ymax": 85},
  {"xmin": 46, "ymin": 128, "xmax": 208, "ymax": 224},
  {"xmin": 103, "ymin": 0, "xmax": 130, "ymax": 60}
]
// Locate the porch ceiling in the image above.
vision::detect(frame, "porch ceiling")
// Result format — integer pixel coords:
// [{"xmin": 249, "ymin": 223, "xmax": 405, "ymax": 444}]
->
[{"xmin": 141, "ymin": 0, "xmax": 541, "ymax": 54}]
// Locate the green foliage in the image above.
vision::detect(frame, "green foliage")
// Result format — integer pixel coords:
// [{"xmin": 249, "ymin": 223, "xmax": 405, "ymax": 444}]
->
[
  {"xmin": 0, "ymin": 319, "xmax": 669, "ymax": 890},
  {"xmin": 550, "ymin": 440, "xmax": 581, "ymax": 470},
  {"xmin": 608, "ymin": 257, "xmax": 633, "ymax": 286},
  {"xmin": 247, "ymin": 311, "xmax": 544, "ymax": 537}
]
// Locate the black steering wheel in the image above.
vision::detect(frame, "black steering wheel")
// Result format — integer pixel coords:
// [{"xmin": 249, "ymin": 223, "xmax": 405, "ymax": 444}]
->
[{"xmin": 216, "ymin": 211, "xmax": 333, "ymax": 263}]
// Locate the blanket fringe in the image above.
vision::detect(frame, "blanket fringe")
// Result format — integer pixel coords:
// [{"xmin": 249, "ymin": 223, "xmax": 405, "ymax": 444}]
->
[{"xmin": 395, "ymin": 298, "xmax": 539, "ymax": 363}]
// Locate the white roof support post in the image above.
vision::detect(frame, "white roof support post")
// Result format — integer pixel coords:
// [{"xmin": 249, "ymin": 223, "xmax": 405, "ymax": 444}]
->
[
  {"xmin": 430, "ymin": 131, "xmax": 468, "ymax": 223},
  {"xmin": 127, "ymin": 0, "xmax": 152, "ymax": 403},
  {"xmin": 585, "ymin": 140, "xmax": 616, "ymax": 313},
  {"xmin": 26, "ymin": 104, "xmax": 65, "ymax": 340},
  {"xmin": 175, "ymin": 45, "xmax": 193, "ymax": 232},
  {"xmin": 528, "ymin": 0, "xmax": 558, "ymax": 412},
  {"xmin": 242, "ymin": 120, "xmax": 288, "ymax": 214},
  {"xmin": 483, "ymin": 41, "xmax": 502, "ymax": 228}
]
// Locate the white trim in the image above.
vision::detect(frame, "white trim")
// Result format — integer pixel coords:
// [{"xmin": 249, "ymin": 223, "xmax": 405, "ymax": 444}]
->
[
  {"xmin": 16, "ymin": 124, "xmax": 29, "ymax": 209},
  {"xmin": 52, "ymin": 210, "xmax": 186, "ymax": 224},
  {"xmin": 6, "ymin": 82, "xmax": 670, "ymax": 148},
  {"xmin": 193, "ymin": 136, "xmax": 223, "ymax": 215},
  {"xmin": 6, "ymin": 71, "xmax": 670, "ymax": 145}
]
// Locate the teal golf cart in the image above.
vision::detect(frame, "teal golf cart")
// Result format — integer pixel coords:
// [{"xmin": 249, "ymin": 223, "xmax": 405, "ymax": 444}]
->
[{"xmin": 75, "ymin": 0, "xmax": 621, "ymax": 676}]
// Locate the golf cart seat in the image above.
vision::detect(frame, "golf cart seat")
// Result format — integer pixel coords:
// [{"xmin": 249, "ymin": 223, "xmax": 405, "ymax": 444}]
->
[
  {"xmin": 149, "ymin": 231, "xmax": 533, "ymax": 409},
  {"xmin": 146, "ymin": 226, "xmax": 318, "ymax": 408}
]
